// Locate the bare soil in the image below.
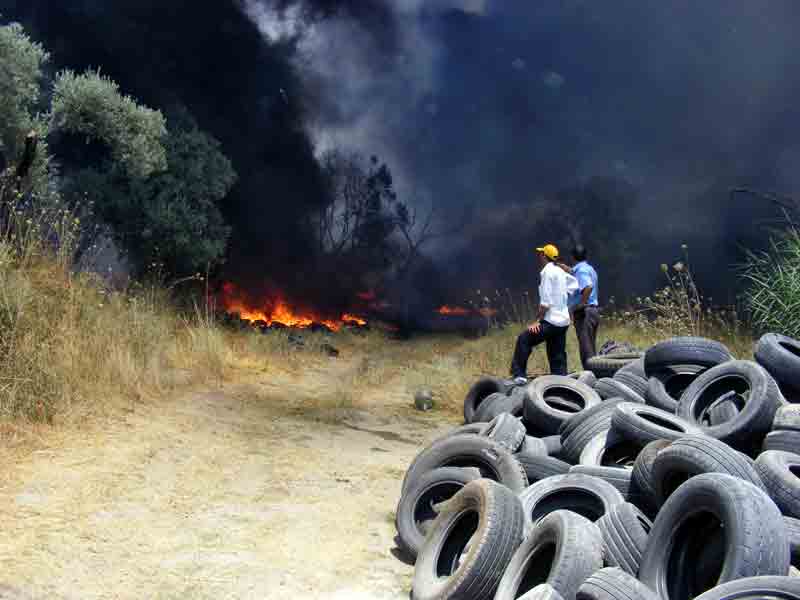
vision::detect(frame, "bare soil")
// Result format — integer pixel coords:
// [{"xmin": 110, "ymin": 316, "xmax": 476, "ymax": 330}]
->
[{"xmin": 0, "ymin": 351, "xmax": 459, "ymax": 599}]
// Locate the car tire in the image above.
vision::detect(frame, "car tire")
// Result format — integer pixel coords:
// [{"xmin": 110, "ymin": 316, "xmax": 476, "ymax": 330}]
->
[
  {"xmin": 484, "ymin": 413, "xmax": 527, "ymax": 453},
  {"xmin": 644, "ymin": 337, "xmax": 732, "ymax": 377},
  {"xmin": 651, "ymin": 435, "xmax": 766, "ymax": 505},
  {"xmin": 595, "ymin": 505, "xmax": 652, "ymax": 576},
  {"xmin": 542, "ymin": 435, "xmax": 563, "ymax": 456},
  {"xmin": 645, "ymin": 364, "xmax": 707, "ymax": 413},
  {"xmin": 587, "ymin": 353, "xmax": 643, "ymax": 379},
  {"xmin": 755, "ymin": 333, "xmax": 800, "ymax": 395},
  {"xmin": 560, "ymin": 398, "xmax": 629, "ymax": 441},
  {"xmin": 707, "ymin": 396, "xmax": 740, "ymax": 427},
  {"xmin": 395, "ymin": 466, "xmax": 482, "ymax": 560},
  {"xmin": 775, "ymin": 405, "xmax": 800, "ymax": 433},
  {"xmin": 614, "ymin": 370, "xmax": 650, "ymax": 399},
  {"xmin": 474, "ymin": 392, "xmax": 517, "ymax": 423},
  {"xmin": 519, "ymin": 473, "xmax": 625, "ymax": 533},
  {"xmin": 755, "ymin": 450, "xmax": 800, "ymax": 518},
  {"xmin": 786, "ymin": 516, "xmax": 800, "ymax": 565},
  {"xmin": 412, "ymin": 479, "xmax": 525, "ymax": 600},
  {"xmin": 638, "ymin": 473, "xmax": 789, "ymax": 600},
  {"xmin": 677, "ymin": 360, "xmax": 783, "ymax": 452},
  {"xmin": 630, "ymin": 439, "xmax": 672, "ymax": 517},
  {"xmin": 464, "ymin": 376, "xmax": 509, "ymax": 423},
  {"xmin": 569, "ymin": 370, "xmax": 598, "ymax": 388},
  {"xmin": 518, "ymin": 436, "xmax": 549, "ymax": 457},
  {"xmin": 494, "ymin": 510, "xmax": 604, "ymax": 600},
  {"xmin": 577, "ymin": 568, "xmax": 659, "ymax": 600},
  {"xmin": 595, "ymin": 378, "xmax": 646, "ymax": 404},
  {"xmin": 402, "ymin": 434, "xmax": 528, "ymax": 496},
  {"xmin": 618, "ymin": 357, "xmax": 647, "ymax": 379},
  {"xmin": 578, "ymin": 429, "xmax": 641, "ymax": 470},
  {"xmin": 518, "ymin": 584, "xmax": 565, "ymax": 600},
  {"xmin": 570, "ymin": 464, "xmax": 633, "ymax": 497},
  {"xmin": 763, "ymin": 430, "xmax": 800, "ymax": 454},
  {"xmin": 516, "ymin": 454, "xmax": 571, "ymax": 484},
  {"xmin": 611, "ymin": 402, "xmax": 703, "ymax": 446},
  {"xmin": 524, "ymin": 376, "xmax": 602, "ymax": 435},
  {"xmin": 693, "ymin": 576, "xmax": 800, "ymax": 600}
]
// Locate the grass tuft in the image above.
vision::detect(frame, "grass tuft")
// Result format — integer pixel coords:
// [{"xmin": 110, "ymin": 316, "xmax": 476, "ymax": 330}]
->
[{"xmin": 741, "ymin": 228, "xmax": 800, "ymax": 339}]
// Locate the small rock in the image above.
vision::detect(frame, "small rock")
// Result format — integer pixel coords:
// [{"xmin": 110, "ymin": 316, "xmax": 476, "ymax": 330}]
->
[
  {"xmin": 321, "ymin": 342, "xmax": 339, "ymax": 357},
  {"xmin": 414, "ymin": 389, "xmax": 434, "ymax": 411},
  {"xmin": 288, "ymin": 332, "xmax": 305, "ymax": 348}
]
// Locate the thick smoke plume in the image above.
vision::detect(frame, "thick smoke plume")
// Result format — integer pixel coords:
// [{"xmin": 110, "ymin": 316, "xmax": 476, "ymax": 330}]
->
[
  {"xmin": 242, "ymin": 0, "xmax": 800, "ymax": 305},
  {"xmin": 5, "ymin": 0, "xmax": 800, "ymax": 317}
]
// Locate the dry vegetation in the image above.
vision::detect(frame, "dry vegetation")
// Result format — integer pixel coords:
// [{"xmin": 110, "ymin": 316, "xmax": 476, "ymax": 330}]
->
[{"xmin": 0, "ymin": 187, "xmax": 756, "ymax": 447}]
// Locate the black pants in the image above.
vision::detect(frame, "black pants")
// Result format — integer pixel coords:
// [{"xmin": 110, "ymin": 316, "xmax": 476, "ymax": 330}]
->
[
  {"xmin": 573, "ymin": 306, "xmax": 600, "ymax": 370},
  {"xmin": 510, "ymin": 320, "xmax": 569, "ymax": 377}
]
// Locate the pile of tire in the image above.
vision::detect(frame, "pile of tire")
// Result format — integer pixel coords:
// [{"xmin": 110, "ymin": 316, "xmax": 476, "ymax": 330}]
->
[{"xmin": 395, "ymin": 334, "xmax": 800, "ymax": 600}]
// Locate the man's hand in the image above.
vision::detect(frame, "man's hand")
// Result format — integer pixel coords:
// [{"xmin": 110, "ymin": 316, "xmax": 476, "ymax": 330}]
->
[
  {"xmin": 556, "ymin": 262, "xmax": 573, "ymax": 274},
  {"xmin": 528, "ymin": 321, "xmax": 542, "ymax": 334}
]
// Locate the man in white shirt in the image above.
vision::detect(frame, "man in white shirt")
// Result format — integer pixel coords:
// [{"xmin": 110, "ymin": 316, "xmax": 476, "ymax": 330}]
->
[{"xmin": 510, "ymin": 243, "xmax": 579, "ymax": 382}]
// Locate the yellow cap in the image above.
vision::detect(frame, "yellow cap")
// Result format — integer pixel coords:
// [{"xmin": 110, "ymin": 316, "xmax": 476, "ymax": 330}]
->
[{"xmin": 536, "ymin": 244, "xmax": 559, "ymax": 260}]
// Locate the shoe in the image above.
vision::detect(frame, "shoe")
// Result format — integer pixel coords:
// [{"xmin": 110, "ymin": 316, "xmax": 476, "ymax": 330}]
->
[{"xmin": 511, "ymin": 376, "xmax": 528, "ymax": 386}]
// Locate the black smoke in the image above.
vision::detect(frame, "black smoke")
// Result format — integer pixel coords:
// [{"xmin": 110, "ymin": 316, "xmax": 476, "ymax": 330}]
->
[{"xmin": 4, "ymin": 0, "xmax": 800, "ymax": 315}]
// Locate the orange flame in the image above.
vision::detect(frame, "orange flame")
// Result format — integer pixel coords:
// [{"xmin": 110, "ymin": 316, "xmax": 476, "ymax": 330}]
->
[
  {"xmin": 438, "ymin": 305, "xmax": 470, "ymax": 316},
  {"xmin": 220, "ymin": 282, "xmax": 366, "ymax": 332},
  {"xmin": 342, "ymin": 313, "xmax": 367, "ymax": 326},
  {"xmin": 436, "ymin": 305, "xmax": 498, "ymax": 318}
]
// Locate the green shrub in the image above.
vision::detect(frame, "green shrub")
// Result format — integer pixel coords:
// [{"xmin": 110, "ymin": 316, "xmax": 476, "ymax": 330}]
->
[
  {"xmin": 742, "ymin": 228, "xmax": 800, "ymax": 338},
  {"xmin": 50, "ymin": 69, "xmax": 167, "ymax": 178}
]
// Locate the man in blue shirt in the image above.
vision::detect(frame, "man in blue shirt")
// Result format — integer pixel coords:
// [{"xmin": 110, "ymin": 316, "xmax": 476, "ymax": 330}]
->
[{"xmin": 561, "ymin": 244, "xmax": 600, "ymax": 370}]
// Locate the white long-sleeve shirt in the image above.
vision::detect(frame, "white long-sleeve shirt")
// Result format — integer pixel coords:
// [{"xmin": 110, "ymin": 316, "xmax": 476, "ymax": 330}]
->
[{"xmin": 539, "ymin": 262, "xmax": 579, "ymax": 327}]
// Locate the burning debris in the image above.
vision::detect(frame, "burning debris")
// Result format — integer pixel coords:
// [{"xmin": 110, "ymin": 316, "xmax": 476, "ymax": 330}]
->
[
  {"xmin": 218, "ymin": 282, "xmax": 368, "ymax": 334},
  {"xmin": 437, "ymin": 305, "xmax": 498, "ymax": 319},
  {"xmin": 438, "ymin": 305, "xmax": 470, "ymax": 316}
]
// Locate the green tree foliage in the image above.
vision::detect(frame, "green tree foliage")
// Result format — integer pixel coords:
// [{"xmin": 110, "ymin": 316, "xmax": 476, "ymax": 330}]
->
[
  {"xmin": 0, "ymin": 22, "xmax": 48, "ymax": 159},
  {"xmin": 0, "ymin": 22, "xmax": 52, "ymax": 198},
  {"xmin": 50, "ymin": 69, "xmax": 167, "ymax": 178},
  {"xmin": 0, "ymin": 21, "xmax": 236, "ymax": 280},
  {"xmin": 75, "ymin": 113, "xmax": 236, "ymax": 277}
]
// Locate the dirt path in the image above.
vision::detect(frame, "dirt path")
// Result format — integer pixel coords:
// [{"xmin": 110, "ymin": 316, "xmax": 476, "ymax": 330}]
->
[{"xmin": 0, "ymin": 353, "xmax": 459, "ymax": 599}]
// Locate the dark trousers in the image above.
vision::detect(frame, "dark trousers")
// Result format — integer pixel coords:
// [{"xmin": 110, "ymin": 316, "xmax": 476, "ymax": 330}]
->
[
  {"xmin": 574, "ymin": 306, "xmax": 600, "ymax": 370},
  {"xmin": 510, "ymin": 320, "xmax": 569, "ymax": 377}
]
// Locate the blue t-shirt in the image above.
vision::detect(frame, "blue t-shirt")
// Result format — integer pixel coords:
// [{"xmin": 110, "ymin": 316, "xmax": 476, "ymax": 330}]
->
[{"xmin": 569, "ymin": 261, "xmax": 598, "ymax": 306}]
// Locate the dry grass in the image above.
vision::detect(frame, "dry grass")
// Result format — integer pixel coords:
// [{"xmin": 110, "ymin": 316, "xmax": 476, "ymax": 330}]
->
[
  {"xmin": 392, "ymin": 322, "xmax": 655, "ymax": 419},
  {"xmin": 0, "ymin": 184, "xmax": 757, "ymax": 436}
]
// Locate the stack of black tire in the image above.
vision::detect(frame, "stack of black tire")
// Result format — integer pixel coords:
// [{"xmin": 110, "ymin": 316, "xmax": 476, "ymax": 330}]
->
[{"xmin": 395, "ymin": 334, "xmax": 800, "ymax": 600}]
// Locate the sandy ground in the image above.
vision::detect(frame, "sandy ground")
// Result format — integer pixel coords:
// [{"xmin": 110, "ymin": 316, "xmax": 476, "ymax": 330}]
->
[{"xmin": 0, "ymin": 352, "xmax": 460, "ymax": 599}]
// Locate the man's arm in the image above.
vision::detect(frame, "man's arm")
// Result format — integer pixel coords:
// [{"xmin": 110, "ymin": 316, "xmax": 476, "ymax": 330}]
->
[
  {"xmin": 579, "ymin": 286, "xmax": 593, "ymax": 306},
  {"xmin": 555, "ymin": 262, "xmax": 574, "ymax": 274},
  {"xmin": 529, "ymin": 302, "xmax": 547, "ymax": 333},
  {"xmin": 530, "ymin": 268, "xmax": 554, "ymax": 333}
]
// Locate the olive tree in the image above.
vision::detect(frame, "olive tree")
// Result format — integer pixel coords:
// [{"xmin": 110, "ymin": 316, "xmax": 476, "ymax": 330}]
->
[{"xmin": 0, "ymin": 21, "xmax": 236, "ymax": 279}]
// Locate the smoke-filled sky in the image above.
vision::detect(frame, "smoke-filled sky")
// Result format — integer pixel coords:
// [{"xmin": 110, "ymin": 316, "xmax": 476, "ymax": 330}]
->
[{"xmin": 5, "ymin": 0, "xmax": 800, "ymax": 308}]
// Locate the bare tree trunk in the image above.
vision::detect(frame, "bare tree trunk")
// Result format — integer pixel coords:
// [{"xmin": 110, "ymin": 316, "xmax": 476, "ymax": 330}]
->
[{"xmin": 15, "ymin": 131, "xmax": 38, "ymax": 183}]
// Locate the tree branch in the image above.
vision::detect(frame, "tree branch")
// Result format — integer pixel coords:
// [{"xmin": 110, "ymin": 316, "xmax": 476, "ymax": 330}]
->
[
  {"xmin": 15, "ymin": 131, "xmax": 39, "ymax": 182},
  {"xmin": 730, "ymin": 187, "xmax": 799, "ymax": 228}
]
